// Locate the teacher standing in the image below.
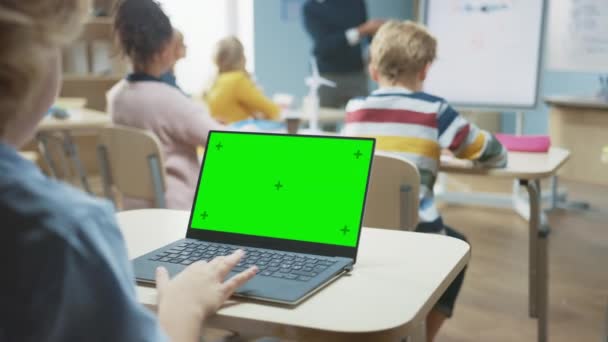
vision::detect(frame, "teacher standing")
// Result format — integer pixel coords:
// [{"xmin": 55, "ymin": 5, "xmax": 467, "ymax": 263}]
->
[{"xmin": 303, "ymin": 0, "xmax": 384, "ymax": 108}]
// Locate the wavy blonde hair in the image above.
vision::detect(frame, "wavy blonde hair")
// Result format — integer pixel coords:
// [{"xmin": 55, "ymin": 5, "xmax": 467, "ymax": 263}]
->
[
  {"xmin": 370, "ymin": 20, "xmax": 437, "ymax": 82},
  {"xmin": 0, "ymin": 0, "xmax": 89, "ymax": 133}
]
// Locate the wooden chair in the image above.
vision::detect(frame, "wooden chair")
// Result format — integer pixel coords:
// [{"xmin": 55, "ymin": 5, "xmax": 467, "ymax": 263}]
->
[
  {"xmin": 363, "ymin": 152, "xmax": 420, "ymax": 231},
  {"xmin": 97, "ymin": 125, "xmax": 167, "ymax": 208}
]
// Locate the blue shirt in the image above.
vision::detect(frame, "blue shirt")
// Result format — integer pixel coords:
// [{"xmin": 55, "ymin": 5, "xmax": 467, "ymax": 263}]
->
[{"xmin": 0, "ymin": 143, "xmax": 166, "ymax": 341}]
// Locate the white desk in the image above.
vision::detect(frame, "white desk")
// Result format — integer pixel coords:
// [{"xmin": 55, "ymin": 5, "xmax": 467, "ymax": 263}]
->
[
  {"xmin": 36, "ymin": 108, "xmax": 110, "ymax": 192},
  {"xmin": 117, "ymin": 209, "xmax": 470, "ymax": 342},
  {"xmin": 295, "ymin": 107, "xmax": 346, "ymax": 127},
  {"xmin": 19, "ymin": 151, "xmax": 39, "ymax": 164},
  {"xmin": 317, "ymin": 107, "xmax": 346, "ymax": 124},
  {"xmin": 54, "ymin": 97, "xmax": 88, "ymax": 110},
  {"xmin": 439, "ymin": 147, "xmax": 570, "ymax": 342},
  {"xmin": 39, "ymin": 108, "xmax": 109, "ymax": 132}
]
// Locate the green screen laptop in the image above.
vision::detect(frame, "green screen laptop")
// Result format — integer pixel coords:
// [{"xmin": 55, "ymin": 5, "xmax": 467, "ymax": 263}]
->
[{"xmin": 134, "ymin": 131, "xmax": 375, "ymax": 304}]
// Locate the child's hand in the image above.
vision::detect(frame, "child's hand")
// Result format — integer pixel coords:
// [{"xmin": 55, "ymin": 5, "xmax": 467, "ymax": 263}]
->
[
  {"xmin": 358, "ymin": 19, "xmax": 386, "ymax": 36},
  {"xmin": 156, "ymin": 250, "xmax": 257, "ymax": 342}
]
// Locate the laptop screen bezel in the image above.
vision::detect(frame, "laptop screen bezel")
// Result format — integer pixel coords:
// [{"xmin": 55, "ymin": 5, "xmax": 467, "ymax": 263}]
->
[{"xmin": 185, "ymin": 131, "xmax": 376, "ymax": 262}]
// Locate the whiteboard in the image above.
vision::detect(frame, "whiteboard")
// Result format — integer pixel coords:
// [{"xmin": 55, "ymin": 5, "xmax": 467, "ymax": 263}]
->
[
  {"xmin": 547, "ymin": 0, "xmax": 608, "ymax": 72},
  {"xmin": 422, "ymin": 0, "xmax": 546, "ymax": 109}
]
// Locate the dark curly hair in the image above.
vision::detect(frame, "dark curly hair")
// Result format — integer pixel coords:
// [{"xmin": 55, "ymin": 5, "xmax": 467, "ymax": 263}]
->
[{"xmin": 114, "ymin": 0, "xmax": 173, "ymax": 69}]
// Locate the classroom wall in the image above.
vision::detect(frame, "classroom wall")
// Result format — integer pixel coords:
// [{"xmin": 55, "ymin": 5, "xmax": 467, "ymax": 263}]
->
[
  {"xmin": 253, "ymin": 0, "xmax": 415, "ymax": 103},
  {"xmin": 502, "ymin": 71, "xmax": 601, "ymax": 134},
  {"xmin": 253, "ymin": 1, "xmax": 600, "ymax": 135}
]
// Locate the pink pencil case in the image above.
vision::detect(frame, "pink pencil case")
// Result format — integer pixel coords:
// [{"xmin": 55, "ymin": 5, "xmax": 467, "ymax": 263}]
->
[{"xmin": 494, "ymin": 133, "xmax": 551, "ymax": 153}]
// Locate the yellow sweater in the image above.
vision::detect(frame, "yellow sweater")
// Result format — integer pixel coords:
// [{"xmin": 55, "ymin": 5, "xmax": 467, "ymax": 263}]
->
[{"xmin": 205, "ymin": 71, "xmax": 280, "ymax": 124}]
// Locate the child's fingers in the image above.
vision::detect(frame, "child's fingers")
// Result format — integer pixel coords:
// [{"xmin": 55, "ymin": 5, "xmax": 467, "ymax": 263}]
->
[
  {"xmin": 210, "ymin": 250, "xmax": 246, "ymax": 279},
  {"xmin": 155, "ymin": 266, "xmax": 170, "ymax": 293},
  {"xmin": 222, "ymin": 266, "xmax": 258, "ymax": 299}
]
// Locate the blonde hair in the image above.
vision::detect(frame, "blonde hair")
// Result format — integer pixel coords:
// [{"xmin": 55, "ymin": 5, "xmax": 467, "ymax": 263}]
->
[
  {"xmin": 0, "ymin": 0, "xmax": 89, "ymax": 133},
  {"xmin": 370, "ymin": 20, "xmax": 437, "ymax": 82},
  {"xmin": 213, "ymin": 36, "xmax": 245, "ymax": 73}
]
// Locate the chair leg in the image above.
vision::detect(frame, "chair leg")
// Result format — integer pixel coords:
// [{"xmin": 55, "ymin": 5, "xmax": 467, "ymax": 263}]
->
[
  {"xmin": 400, "ymin": 184, "xmax": 415, "ymax": 231},
  {"xmin": 36, "ymin": 133, "xmax": 58, "ymax": 178},
  {"xmin": 148, "ymin": 155, "xmax": 166, "ymax": 208},
  {"xmin": 96, "ymin": 145, "xmax": 116, "ymax": 206}
]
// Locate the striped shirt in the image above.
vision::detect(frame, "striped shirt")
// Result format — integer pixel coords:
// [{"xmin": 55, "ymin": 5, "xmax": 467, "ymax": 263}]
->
[{"xmin": 343, "ymin": 87, "xmax": 507, "ymax": 232}]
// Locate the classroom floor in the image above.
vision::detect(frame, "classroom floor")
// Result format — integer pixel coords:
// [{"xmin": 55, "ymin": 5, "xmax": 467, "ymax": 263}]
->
[{"xmin": 439, "ymin": 180, "xmax": 608, "ymax": 342}]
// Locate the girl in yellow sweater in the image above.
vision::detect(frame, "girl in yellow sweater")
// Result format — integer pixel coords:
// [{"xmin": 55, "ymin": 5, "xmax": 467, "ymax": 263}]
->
[{"xmin": 205, "ymin": 37, "xmax": 280, "ymax": 124}]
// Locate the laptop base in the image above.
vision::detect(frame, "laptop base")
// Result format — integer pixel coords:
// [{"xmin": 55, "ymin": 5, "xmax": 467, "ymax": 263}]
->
[{"xmin": 134, "ymin": 238, "xmax": 353, "ymax": 305}]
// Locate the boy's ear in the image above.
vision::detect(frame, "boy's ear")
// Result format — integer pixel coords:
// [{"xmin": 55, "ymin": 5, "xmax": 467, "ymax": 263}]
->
[
  {"xmin": 368, "ymin": 64, "xmax": 380, "ymax": 83},
  {"xmin": 419, "ymin": 62, "xmax": 432, "ymax": 81}
]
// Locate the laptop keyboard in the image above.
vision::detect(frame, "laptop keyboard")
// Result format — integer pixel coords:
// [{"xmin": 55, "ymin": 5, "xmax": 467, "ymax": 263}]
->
[{"xmin": 148, "ymin": 240, "xmax": 337, "ymax": 282}]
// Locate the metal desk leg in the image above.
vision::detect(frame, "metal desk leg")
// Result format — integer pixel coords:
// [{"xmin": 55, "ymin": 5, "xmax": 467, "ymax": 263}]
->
[
  {"xmin": 520, "ymin": 179, "xmax": 549, "ymax": 342},
  {"xmin": 62, "ymin": 131, "xmax": 92, "ymax": 193},
  {"xmin": 404, "ymin": 320, "xmax": 426, "ymax": 342},
  {"xmin": 36, "ymin": 133, "xmax": 58, "ymax": 178}
]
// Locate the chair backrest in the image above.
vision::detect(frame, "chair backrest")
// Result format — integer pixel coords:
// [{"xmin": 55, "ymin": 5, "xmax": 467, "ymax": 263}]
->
[
  {"xmin": 97, "ymin": 125, "xmax": 166, "ymax": 208},
  {"xmin": 363, "ymin": 152, "xmax": 420, "ymax": 231}
]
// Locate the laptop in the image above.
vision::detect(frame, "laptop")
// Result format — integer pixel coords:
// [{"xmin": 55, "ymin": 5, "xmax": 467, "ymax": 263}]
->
[{"xmin": 133, "ymin": 131, "xmax": 375, "ymax": 305}]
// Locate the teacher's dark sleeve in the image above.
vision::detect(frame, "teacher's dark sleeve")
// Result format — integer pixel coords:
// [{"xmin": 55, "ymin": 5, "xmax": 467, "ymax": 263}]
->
[{"xmin": 302, "ymin": 4, "xmax": 351, "ymax": 59}]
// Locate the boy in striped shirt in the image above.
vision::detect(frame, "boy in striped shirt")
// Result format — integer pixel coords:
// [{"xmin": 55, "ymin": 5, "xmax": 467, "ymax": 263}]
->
[{"xmin": 342, "ymin": 21, "xmax": 507, "ymax": 341}]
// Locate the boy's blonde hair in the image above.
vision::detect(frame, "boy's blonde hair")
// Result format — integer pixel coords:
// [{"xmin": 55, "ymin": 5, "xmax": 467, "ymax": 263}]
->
[
  {"xmin": 370, "ymin": 20, "xmax": 437, "ymax": 82},
  {"xmin": 213, "ymin": 36, "xmax": 245, "ymax": 73},
  {"xmin": 0, "ymin": 0, "xmax": 88, "ymax": 134}
]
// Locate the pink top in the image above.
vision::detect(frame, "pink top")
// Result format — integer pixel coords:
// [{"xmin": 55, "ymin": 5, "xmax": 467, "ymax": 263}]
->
[{"xmin": 107, "ymin": 80, "xmax": 225, "ymax": 210}]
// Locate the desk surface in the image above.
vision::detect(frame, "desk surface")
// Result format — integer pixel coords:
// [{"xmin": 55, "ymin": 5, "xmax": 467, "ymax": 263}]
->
[
  {"xmin": 545, "ymin": 95, "xmax": 608, "ymax": 110},
  {"xmin": 303, "ymin": 107, "xmax": 346, "ymax": 124},
  {"xmin": 55, "ymin": 97, "xmax": 88, "ymax": 109},
  {"xmin": 440, "ymin": 147, "xmax": 570, "ymax": 179},
  {"xmin": 117, "ymin": 209, "xmax": 470, "ymax": 339},
  {"xmin": 19, "ymin": 151, "xmax": 39, "ymax": 163},
  {"xmin": 38, "ymin": 108, "xmax": 110, "ymax": 132}
]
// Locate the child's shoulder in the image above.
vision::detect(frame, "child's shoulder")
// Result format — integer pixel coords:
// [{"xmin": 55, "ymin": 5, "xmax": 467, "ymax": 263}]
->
[
  {"xmin": 408, "ymin": 91, "xmax": 448, "ymax": 104},
  {"xmin": 347, "ymin": 90, "xmax": 449, "ymax": 112},
  {"xmin": 218, "ymin": 70, "xmax": 249, "ymax": 83}
]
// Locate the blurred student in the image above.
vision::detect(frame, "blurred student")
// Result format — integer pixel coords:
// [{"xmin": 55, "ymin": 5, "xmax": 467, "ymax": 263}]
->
[
  {"xmin": 342, "ymin": 21, "xmax": 507, "ymax": 341},
  {"xmin": 0, "ymin": 0, "xmax": 256, "ymax": 341},
  {"xmin": 107, "ymin": 0, "xmax": 226, "ymax": 210},
  {"xmin": 205, "ymin": 36, "xmax": 280, "ymax": 124},
  {"xmin": 160, "ymin": 29, "xmax": 186, "ymax": 91}
]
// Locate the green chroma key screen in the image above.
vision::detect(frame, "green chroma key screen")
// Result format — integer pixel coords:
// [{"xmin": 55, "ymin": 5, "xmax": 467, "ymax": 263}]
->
[{"xmin": 190, "ymin": 132, "xmax": 374, "ymax": 247}]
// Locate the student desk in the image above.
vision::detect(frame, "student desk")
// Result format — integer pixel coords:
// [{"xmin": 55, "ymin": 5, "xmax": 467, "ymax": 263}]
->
[
  {"xmin": 315, "ymin": 107, "xmax": 347, "ymax": 124},
  {"xmin": 55, "ymin": 97, "xmax": 88, "ymax": 109},
  {"xmin": 37, "ymin": 108, "xmax": 110, "ymax": 193},
  {"xmin": 440, "ymin": 147, "xmax": 570, "ymax": 342},
  {"xmin": 19, "ymin": 151, "xmax": 39, "ymax": 164},
  {"xmin": 117, "ymin": 209, "xmax": 470, "ymax": 342}
]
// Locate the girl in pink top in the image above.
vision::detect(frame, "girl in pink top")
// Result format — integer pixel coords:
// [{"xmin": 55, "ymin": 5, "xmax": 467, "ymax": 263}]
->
[{"xmin": 107, "ymin": 2, "xmax": 225, "ymax": 210}]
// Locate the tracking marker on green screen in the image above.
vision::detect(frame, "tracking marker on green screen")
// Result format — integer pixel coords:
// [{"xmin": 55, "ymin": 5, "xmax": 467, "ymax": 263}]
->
[{"xmin": 191, "ymin": 132, "xmax": 374, "ymax": 247}]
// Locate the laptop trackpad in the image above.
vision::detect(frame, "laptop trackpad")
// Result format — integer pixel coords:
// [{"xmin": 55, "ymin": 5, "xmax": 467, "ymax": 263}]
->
[{"xmin": 230, "ymin": 265, "xmax": 347, "ymax": 305}]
